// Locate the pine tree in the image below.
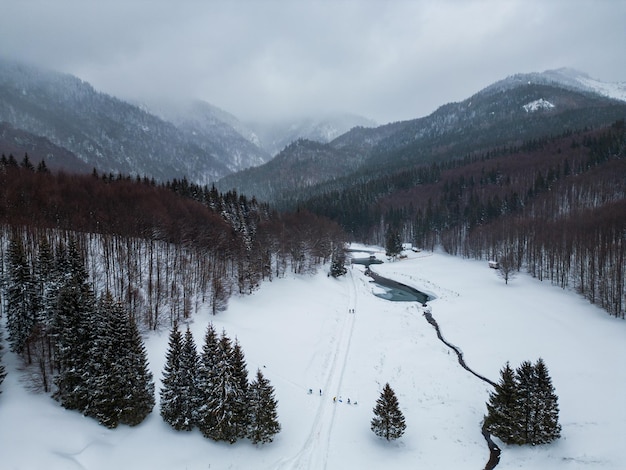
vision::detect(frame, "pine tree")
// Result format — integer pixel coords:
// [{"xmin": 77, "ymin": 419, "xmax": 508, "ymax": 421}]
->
[
  {"xmin": 371, "ymin": 383, "xmax": 406, "ymax": 441},
  {"xmin": 385, "ymin": 230, "xmax": 403, "ymax": 260},
  {"xmin": 196, "ymin": 323, "xmax": 220, "ymax": 438},
  {"xmin": 209, "ymin": 332, "xmax": 243, "ymax": 443},
  {"xmin": 515, "ymin": 360, "xmax": 536, "ymax": 445},
  {"xmin": 230, "ymin": 338, "xmax": 250, "ymax": 440},
  {"xmin": 247, "ymin": 369, "xmax": 280, "ymax": 444},
  {"xmin": 33, "ymin": 236, "xmax": 56, "ymax": 380},
  {"xmin": 85, "ymin": 291, "xmax": 124, "ymax": 427},
  {"xmin": 117, "ymin": 304, "xmax": 155, "ymax": 426},
  {"xmin": 84, "ymin": 291, "xmax": 154, "ymax": 427},
  {"xmin": 530, "ymin": 358, "xmax": 561, "ymax": 444},
  {"xmin": 177, "ymin": 327, "xmax": 199, "ymax": 431},
  {"xmin": 53, "ymin": 239, "xmax": 95, "ymax": 412},
  {"xmin": 484, "ymin": 362, "xmax": 520, "ymax": 444},
  {"xmin": 5, "ymin": 235, "xmax": 37, "ymax": 361},
  {"xmin": 160, "ymin": 323, "xmax": 186, "ymax": 429},
  {"xmin": 330, "ymin": 247, "xmax": 347, "ymax": 278}
]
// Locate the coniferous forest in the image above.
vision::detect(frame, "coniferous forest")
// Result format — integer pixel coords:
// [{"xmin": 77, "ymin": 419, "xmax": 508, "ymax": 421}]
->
[
  {"xmin": 299, "ymin": 121, "xmax": 626, "ymax": 318},
  {"xmin": 0, "ymin": 117, "xmax": 623, "ymax": 455},
  {"xmin": 0, "ymin": 157, "xmax": 345, "ymax": 427}
]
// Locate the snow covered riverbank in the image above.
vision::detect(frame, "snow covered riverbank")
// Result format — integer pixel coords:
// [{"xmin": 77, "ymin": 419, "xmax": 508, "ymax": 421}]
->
[{"xmin": 1, "ymin": 247, "xmax": 624, "ymax": 469}]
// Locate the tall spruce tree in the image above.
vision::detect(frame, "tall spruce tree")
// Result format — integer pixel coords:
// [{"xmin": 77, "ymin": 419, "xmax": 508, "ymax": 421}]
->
[
  {"xmin": 515, "ymin": 360, "xmax": 536, "ymax": 445},
  {"xmin": 196, "ymin": 323, "xmax": 220, "ymax": 438},
  {"xmin": 330, "ymin": 247, "xmax": 347, "ymax": 278},
  {"xmin": 230, "ymin": 338, "xmax": 250, "ymax": 440},
  {"xmin": 208, "ymin": 332, "xmax": 244, "ymax": 443},
  {"xmin": 160, "ymin": 323, "xmax": 186, "ymax": 429},
  {"xmin": 32, "ymin": 236, "xmax": 56, "ymax": 391},
  {"xmin": 530, "ymin": 358, "xmax": 561, "ymax": 445},
  {"xmin": 178, "ymin": 327, "xmax": 199, "ymax": 431},
  {"xmin": 371, "ymin": 383, "xmax": 406, "ymax": 441},
  {"xmin": 5, "ymin": 235, "xmax": 37, "ymax": 361},
  {"xmin": 84, "ymin": 291, "xmax": 154, "ymax": 427},
  {"xmin": 53, "ymin": 239, "xmax": 96, "ymax": 412},
  {"xmin": 84, "ymin": 291, "xmax": 121, "ymax": 427},
  {"xmin": 385, "ymin": 230, "xmax": 403, "ymax": 260},
  {"xmin": 117, "ymin": 302, "xmax": 155, "ymax": 426},
  {"xmin": 484, "ymin": 362, "xmax": 520, "ymax": 444},
  {"xmin": 247, "ymin": 369, "xmax": 280, "ymax": 444}
]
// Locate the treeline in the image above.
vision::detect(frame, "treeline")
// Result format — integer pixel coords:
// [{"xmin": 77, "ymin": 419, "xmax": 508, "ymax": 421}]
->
[
  {"xmin": 0, "ymin": 157, "xmax": 346, "ymax": 318},
  {"xmin": 413, "ymin": 123, "xmax": 625, "ymax": 318},
  {"xmin": 301, "ymin": 122, "xmax": 626, "ymax": 318},
  {"xmin": 0, "ymin": 157, "xmax": 346, "ymax": 397}
]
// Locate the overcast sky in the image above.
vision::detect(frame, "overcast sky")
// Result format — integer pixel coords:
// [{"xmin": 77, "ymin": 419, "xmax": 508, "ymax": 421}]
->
[{"xmin": 2, "ymin": 0, "xmax": 625, "ymax": 124}]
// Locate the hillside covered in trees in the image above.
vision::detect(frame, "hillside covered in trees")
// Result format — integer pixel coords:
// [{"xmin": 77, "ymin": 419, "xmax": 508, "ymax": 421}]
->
[
  {"xmin": 0, "ymin": 157, "xmax": 345, "ymax": 406},
  {"xmin": 299, "ymin": 121, "xmax": 626, "ymax": 318}
]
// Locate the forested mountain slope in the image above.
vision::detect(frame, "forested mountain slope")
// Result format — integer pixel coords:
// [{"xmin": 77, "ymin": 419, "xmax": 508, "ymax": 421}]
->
[
  {"xmin": 0, "ymin": 59, "xmax": 268, "ymax": 183},
  {"xmin": 218, "ymin": 77, "xmax": 626, "ymax": 204},
  {"xmin": 302, "ymin": 121, "xmax": 626, "ymax": 318},
  {"xmin": 0, "ymin": 122, "xmax": 91, "ymax": 172},
  {"xmin": 0, "ymin": 161, "xmax": 346, "ymax": 325},
  {"xmin": 148, "ymin": 99, "xmax": 272, "ymax": 173}
]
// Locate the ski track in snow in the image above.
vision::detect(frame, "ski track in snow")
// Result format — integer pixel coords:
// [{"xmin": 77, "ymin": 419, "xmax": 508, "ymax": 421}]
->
[{"xmin": 273, "ymin": 269, "xmax": 358, "ymax": 470}]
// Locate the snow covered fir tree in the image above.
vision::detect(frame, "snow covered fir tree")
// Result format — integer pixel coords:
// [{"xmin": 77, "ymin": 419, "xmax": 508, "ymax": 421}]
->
[
  {"xmin": 2, "ymin": 235, "xmax": 155, "ymax": 427},
  {"xmin": 160, "ymin": 322, "xmax": 281, "ymax": 445},
  {"xmin": 485, "ymin": 358, "xmax": 561, "ymax": 445},
  {"xmin": 330, "ymin": 246, "xmax": 347, "ymax": 278},
  {"xmin": 371, "ymin": 383, "xmax": 406, "ymax": 441},
  {"xmin": 160, "ymin": 323, "xmax": 186, "ymax": 429},
  {"xmin": 247, "ymin": 369, "xmax": 281, "ymax": 444},
  {"xmin": 84, "ymin": 291, "xmax": 155, "ymax": 428},
  {"xmin": 385, "ymin": 229, "xmax": 403, "ymax": 260},
  {"xmin": 5, "ymin": 235, "xmax": 38, "ymax": 361}
]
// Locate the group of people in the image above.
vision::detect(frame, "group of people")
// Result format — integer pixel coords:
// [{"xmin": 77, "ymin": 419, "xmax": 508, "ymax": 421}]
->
[
  {"xmin": 333, "ymin": 396, "xmax": 355, "ymax": 405},
  {"xmin": 307, "ymin": 389, "xmax": 357, "ymax": 405}
]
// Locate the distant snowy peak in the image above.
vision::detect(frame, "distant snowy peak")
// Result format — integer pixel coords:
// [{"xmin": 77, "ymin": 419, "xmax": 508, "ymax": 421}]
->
[
  {"xmin": 249, "ymin": 114, "xmax": 378, "ymax": 156},
  {"xmin": 486, "ymin": 68, "xmax": 626, "ymax": 103},
  {"xmin": 575, "ymin": 75, "xmax": 626, "ymax": 102},
  {"xmin": 523, "ymin": 98, "xmax": 555, "ymax": 113}
]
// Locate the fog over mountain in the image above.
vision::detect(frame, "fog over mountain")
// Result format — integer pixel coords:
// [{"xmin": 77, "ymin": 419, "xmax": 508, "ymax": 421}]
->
[{"xmin": 1, "ymin": 1, "xmax": 624, "ymax": 124}]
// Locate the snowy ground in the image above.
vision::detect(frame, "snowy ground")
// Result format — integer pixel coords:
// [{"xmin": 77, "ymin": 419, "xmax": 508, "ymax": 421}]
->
[{"xmin": 1, "ymin": 246, "xmax": 624, "ymax": 469}]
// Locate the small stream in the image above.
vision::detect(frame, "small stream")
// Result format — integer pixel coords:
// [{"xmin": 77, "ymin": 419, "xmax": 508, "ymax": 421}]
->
[{"xmin": 355, "ymin": 258, "xmax": 501, "ymax": 470}]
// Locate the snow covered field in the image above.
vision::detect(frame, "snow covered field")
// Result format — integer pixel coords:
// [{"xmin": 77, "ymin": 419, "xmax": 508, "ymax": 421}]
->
[{"xmin": 1, "ymin": 246, "xmax": 624, "ymax": 469}]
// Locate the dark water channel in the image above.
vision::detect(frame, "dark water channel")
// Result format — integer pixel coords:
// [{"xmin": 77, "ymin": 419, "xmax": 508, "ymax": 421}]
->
[{"xmin": 352, "ymin": 256, "xmax": 501, "ymax": 470}]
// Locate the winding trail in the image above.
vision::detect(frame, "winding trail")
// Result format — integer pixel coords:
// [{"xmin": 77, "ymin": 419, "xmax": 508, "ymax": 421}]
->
[{"xmin": 274, "ymin": 269, "xmax": 358, "ymax": 470}]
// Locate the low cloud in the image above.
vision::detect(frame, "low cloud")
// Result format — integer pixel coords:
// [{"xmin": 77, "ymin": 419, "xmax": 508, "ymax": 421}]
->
[{"xmin": 1, "ymin": 0, "xmax": 624, "ymax": 124}]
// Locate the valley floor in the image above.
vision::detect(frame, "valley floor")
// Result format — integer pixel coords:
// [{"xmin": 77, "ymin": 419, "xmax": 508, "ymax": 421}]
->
[{"xmin": 0, "ymin": 247, "xmax": 624, "ymax": 469}]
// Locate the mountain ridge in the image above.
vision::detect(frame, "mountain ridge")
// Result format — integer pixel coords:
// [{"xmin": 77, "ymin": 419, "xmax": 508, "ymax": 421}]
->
[
  {"xmin": 217, "ymin": 73, "xmax": 626, "ymax": 203},
  {"xmin": 0, "ymin": 58, "xmax": 262, "ymax": 183}
]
